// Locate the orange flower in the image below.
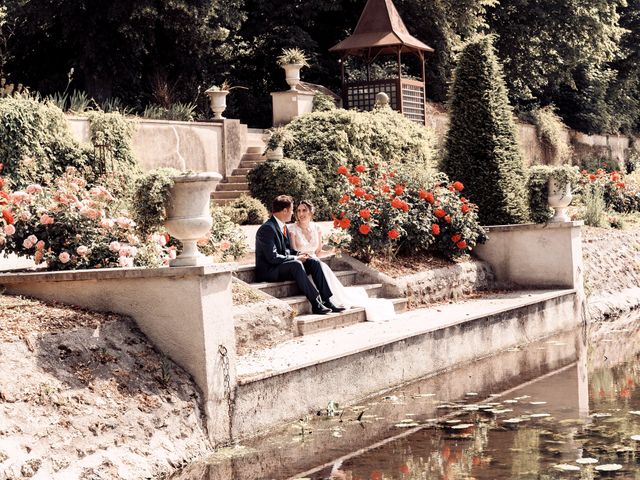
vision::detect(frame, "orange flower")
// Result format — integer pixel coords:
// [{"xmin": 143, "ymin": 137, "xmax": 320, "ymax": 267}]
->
[
  {"xmin": 389, "ymin": 171, "xmax": 396, "ymax": 178},
  {"xmin": 391, "ymin": 197, "xmax": 404, "ymax": 209},
  {"xmin": 401, "ymin": 201, "xmax": 409, "ymax": 212},
  {"xmin": 589, "ymin": 174, "xmax": 597, "ymax": 181},
  {"xmin": 453, "ymin": 181, "xmax": 464, "ymax": 191},
  {"xmin": 359, "ymin": 208, "xmax": 371, "ymax": 219},
  {"xmin": 333, "ymin": 217, "xmax": 340, "ymax": 228},
  {"xmin": 339, "ymin": 194, "xmax": 349, "ymax": 204},
  {"xmin": 382, "ymin": 185, "xmax": 391, "ymax": 193},
  {"xmin": 0, "ymin": 177, "xmax": 4, "ymax": 189},
  {"xmin": 339, "ymin": 217, "xmax": 351, "ymax": 229},
  {"xmin": 337, "ymin": 165, "xmax": 348, "ymax": 175},
  {"xmin": 371, "ymin": 471, "xmax": 383, "ymax": 480},
  {"xmin": 399, "ymin": 464, "xmax": 410, "ymax": 474},
  {"xmin": 354, "ymin": 187, "xmax": 365, "ymax": 197},
  {"xmin": 2, "ymin": 209, "xmax": 14, "ymax": 225},
  {"xmin": 457, "ymin": 240, "xmax": 467, "ymax": 249},
  {"xmin": 460, "ymin": 196, "xmax": 468, "ymax": 203},
  {"xmin": 394, "ymin": 184, "xmax": 405, "ymax": 195},
  {"xmin": 451, "ymin": 234, "xmax": 461, "ymax": 243},
  {"xmin": 349, "ymin": 175, "xmax": 361, "ymax": 185},
  {"xmin": 364, "ymin": 193, "xmax": 374, "ymax": 201},
  {"xmin": 434, "ymin": 209, "xmax": 446, "ymax": 218},
  {"xmin": 618, "ymin": 181, "xmax": 626, "ymax": 188},
  {"xmin": 445, "ymin": 215, "xmax": 451, "ymax": 223},
  {"xmin": 431, "ymin": 224, "xmax": 440, "ymax": 235},
  {"xmin": 355, "ymin": 164, "xmax": 366, "ymax": 173},
  {"xmin": 611, "ymin": 172, "xmax": 621, "ymax": 181},
  {"xmin": 461, "ymin": 204, "xmax": 470, "ymax": 214},
  {"xmin": 359, "ymin": 224, "xmax": 371, "ymax": 235},
  {"xmin": 420, "ymin": 190, "xmax": 435, "ymax": 203},
  {"xmin": 388, "ymin": 228, "xmax": 400, "ymax": 239}
]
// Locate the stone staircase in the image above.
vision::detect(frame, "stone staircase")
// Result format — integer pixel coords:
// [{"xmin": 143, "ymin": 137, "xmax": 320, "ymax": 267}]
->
[
  {"xmin": 234, "ymin": 259, "xmax": 408, "ymax": 336},
  {"xmin": 213, "ymin": 145, "xmax": 267, "ymax": 207}
]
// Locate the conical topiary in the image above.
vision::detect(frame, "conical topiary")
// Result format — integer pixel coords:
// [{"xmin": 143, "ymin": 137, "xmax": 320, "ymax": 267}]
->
[{"xmin": 441, "ymin": 35, "xmax": 530, "ymax": 225}]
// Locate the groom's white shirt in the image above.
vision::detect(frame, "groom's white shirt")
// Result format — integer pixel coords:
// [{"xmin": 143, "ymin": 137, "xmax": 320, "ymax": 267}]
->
[{"xmin": 273, "ymin": 216, "xmax": 285, "ymax": 232}]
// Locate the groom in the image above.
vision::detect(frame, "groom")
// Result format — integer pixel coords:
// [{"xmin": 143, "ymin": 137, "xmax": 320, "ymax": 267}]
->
[{"xmin": 255, "ymin": 195, "xmax": 345, "ymax": 315}]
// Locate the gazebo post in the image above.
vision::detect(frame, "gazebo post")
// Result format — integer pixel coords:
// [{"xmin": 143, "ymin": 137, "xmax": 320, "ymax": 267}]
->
[{"xmin": 397, "ymin": 48, "xmax": 403, "ymax": 114}]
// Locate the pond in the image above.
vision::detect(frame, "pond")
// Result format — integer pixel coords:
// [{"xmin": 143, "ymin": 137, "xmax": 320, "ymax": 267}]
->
[{"xmin": 170, "ymin": 314, "xmax": 640, "ymax": 480}]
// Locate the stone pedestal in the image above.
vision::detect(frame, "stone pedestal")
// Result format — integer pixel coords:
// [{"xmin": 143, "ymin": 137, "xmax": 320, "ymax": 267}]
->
[
  {"xmin": 0, "ymin": 265, "xmax": 237, "ymax": 445},
  {"xmin": 271, "ymin": 90, "xmax": 315, "ymax": 127}
]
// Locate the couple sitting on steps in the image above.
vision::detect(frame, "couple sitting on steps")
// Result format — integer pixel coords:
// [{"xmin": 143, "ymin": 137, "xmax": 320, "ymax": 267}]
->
[{"xmin": 254, "ymin": 195, "xmax": 346, "ymax": 315}]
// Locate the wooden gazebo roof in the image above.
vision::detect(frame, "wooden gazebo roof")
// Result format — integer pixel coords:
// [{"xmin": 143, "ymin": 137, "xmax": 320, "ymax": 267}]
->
[{"xmin": 329, "ymin": 0, "xmax": 433, "ymax": 57}]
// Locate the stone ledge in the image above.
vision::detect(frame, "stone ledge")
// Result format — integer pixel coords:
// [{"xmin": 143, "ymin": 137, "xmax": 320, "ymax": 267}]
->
[
  {"xmin": 483, "ymin": 221, "xmax": 584, "ymax": 232},
  {"xmin": 0, "ymin": 263, "xmax": 237, "ymax": 284}
]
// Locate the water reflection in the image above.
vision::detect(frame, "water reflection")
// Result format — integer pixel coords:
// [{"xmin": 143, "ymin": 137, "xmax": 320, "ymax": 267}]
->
[{"xmin": 169, "ymin": 314, "xmax": 640, "ymax": 480}]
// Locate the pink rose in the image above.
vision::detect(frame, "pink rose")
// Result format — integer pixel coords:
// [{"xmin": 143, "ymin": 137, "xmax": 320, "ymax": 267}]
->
[
  {"xmin": 129, "ymin": 246, "xmax": 138, "ymax": 257},
  {"xmin": 118, "ymin": 246, "xmax": 130, "ymax": 257},
  {"xmin": 19, "ymin": 211, "xmax": 31, "ymax": 221},
  {"xmin": 76, "ymin": 245, "xmax": 89, "ymax": 256},
  {"xmin": 35, "ymin": 240, "xmax": 45, "ymax": 250},
  {"xmin": 168, "ymin": 248, "xmax": 177, "ymax": 260},
  {"xmin": 118, "ymin": 256, "xmax": 133, "ymax": 268},
  {"xmin": 4, "ymin": 224, "xmax": 15, "ymax": 236},
  {"xmin": 58, "ymin": 252, "xmax": 70, "ymax": 264},
  {"xmin": 26, "ymin": 184, "xmax": 43, "ymax": 194},
  {"xmin": 34, "ymin": 250, "xmax": 44, "ymax": 265},
  {"xmin": 219, "ymin": 240, "xmax": 231, "ymax": 252},
  {"xmin": 27, "ymin": 235, "xmax": 37, "ymax": 244},
  {"xmin": 22, "ymin": 239, "xmax": 33, "ymax": 249},
  {"xmin": 39, "ymin": 214, "xmax": 55, "ymax": 225},
  {"xmin": 109, "ymin": 241, "xmax": 121, "ymax": 252},
  {"xmin": 10, "ymin": 191, "xmax": 31, "ymax": 204},
  {"xmin": 100, "ymin": 218, "xmax": 115, "ymax": 229}
]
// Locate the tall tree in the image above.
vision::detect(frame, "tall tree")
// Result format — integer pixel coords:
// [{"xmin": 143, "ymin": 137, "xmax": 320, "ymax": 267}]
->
[{"xmin": 442, "ymin": 35, "xmax": 529, "ymax": 225}]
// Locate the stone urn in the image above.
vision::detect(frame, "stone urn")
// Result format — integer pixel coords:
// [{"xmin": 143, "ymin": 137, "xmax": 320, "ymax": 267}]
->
[
  {"xmin": 548, "ymin": 177, "xmax": 573, "ymax": 222},
  {"xmin": 282, "ymin": 63, "xmax": 303, "ymax": 91},
  {"xmin": 165, "ymin": 172, "xmax": 222, "ymax": 267},
  {"xmin": 205, "ymin": 88, "xmax": 229, "ymax": 119}
]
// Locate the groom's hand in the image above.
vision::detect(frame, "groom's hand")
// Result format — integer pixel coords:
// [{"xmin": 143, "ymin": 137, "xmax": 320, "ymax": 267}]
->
[{"xmin": 296, "ymin": 254, "xmax": 309, "ymax": 262}]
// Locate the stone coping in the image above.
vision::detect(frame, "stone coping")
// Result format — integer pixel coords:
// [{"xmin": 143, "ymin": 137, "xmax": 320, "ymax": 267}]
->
[
  {"xmin": 67, "ymin": 115, "xmax": 225, "ymax": 128},
  {"xmin": 237, "ymin": 288, "xmax": 576, "ymax": 383},
  {"xmin": 0, "ymin": 263, "xmax": 237, "ymax": 284},
  {"xmin": 483, "ymin": 221, "xmax": 584, "ymax": 232}
]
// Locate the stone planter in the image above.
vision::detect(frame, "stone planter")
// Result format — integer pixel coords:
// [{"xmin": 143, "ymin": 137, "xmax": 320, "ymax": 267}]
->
[
  {"xmin": 282, "ymin": 63, "xmax": 303, "ymax": 91},
  {"xmin": 265, "ymin": 146, "xmax": 284, "ymax": 160},
  {"xmin": 548, "ymin": 177, "xmax": 573, "ymax": 222},
  {"xmin": 205, "ymin": 89, "xmax": 229, "ymax": 119},
  {"xmin": 165, "ymin": 172, "xmax": 222, "ymax": 267}
]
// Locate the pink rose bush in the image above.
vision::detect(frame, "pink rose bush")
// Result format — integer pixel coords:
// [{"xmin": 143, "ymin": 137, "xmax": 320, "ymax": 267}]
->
[{"xmin": 0, "ymin": 167, "xmax": 172, "ymax": 270}]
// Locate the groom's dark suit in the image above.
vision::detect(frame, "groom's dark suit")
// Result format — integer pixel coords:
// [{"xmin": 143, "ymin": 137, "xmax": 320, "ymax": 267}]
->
[{"xmin": 255, "ymin": 216, "xmax": 332, "ymax": 304}]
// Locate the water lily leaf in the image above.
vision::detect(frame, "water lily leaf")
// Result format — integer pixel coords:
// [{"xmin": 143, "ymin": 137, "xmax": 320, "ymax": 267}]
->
[
  {"xmin": 450, "ymin": 423, "xmax": 475, "ymax": 429},
  {"xmin": 394, "ymin": 422, "xmax": 420, "ymax": 428},
  {"xmin": 594, "ymin": 464, "xmax": 622, "ymax": 471},
  {"xmin": 631, "ymin": 435, "xmax": 640, "ymax": 441},
  {"xmin": 490, "ymin": 409, "xmax": 513, "ymax": 414},
  {"xmin": 466, "ymin": 392, "xmax": 478, "ymax": 396},
  {"xmin": 554, "ymin": 463, "xmax": 580, "ymax": 471},
  {"xmin": 591, "ymin": 412, "xmax": 612, "ymax": 418},
  {"xmin": 530, "ymin": 413, "xmax": 552, "ymax": 418},
  {"xmin": 445, "ymin": 419, "xmax": 462, "ymax": 424},
  {"xmin": 530, "ymin": 401, "xmax": 547, "ymax": 405},
  {"xmin": 463, "ymin": 405, "xmax": 480, "ymax": 411},
  {"xmin": 575, "ymin": 457, "xmax": 598, "ymax": 464},
  {"xmin": 514, "ymin": 395, "xmax": 531, "ymax": 400},
  {"xmin": 504, "ymin": 400, "xmax": 518, "ymax": 404},
  {"xmin": 629, "ymin": 411, "xmax": 640, "ymax": 416}
]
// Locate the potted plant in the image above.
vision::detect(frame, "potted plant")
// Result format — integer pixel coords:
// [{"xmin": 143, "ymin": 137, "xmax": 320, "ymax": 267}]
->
[
  {"xmin": 204, "ymin": 80, "xmax": 247, "ymax": 120},
  {"xmin": 264, "ymin": 126, "xmax": 296, "ymax": 160},
  {"xmin": 133, "ymin": 168, "xmax": 222, "ymax": 266},
  {"xmin": 277, "ymin": 48, "xmax": 310, "ymax": 91}
]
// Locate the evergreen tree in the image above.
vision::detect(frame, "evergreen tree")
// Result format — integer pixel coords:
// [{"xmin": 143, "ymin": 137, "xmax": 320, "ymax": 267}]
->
[{"xmin": 442, "ymin": 35, "xmax": 529, "ymax": 226}]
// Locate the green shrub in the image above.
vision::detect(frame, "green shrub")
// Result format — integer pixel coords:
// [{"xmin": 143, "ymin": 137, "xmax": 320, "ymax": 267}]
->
[
  {"xmin": 248, "ymin": 158, "xmax": 316, "ymax": 211},
  {"xmin": 526, "ymin": 106, "xmax": 572, "ymax": 164},
  {"xmin": 282, "ymin": 107, "xmax": 437, "ymax": 219},
  {"xmin": 143, "ymin": 102, "xmax": 196, "ymax": 121},
  {"xmin": 312, "ymin": 92, "xmax": 336, "ymax": 112},
  {"xmin": 131, "ymin": 168, "xmax": 179, "ymax": 236},
  {"xmin": 582, "ymin": 183, "xmax": 607, "ymax": 227},
  {"xmin": 442, "ymin": 35, "xmax": 530, "ymax": 225},
  {"xmin": 580, "ymin": 154, "xmax": 620, "ymax": 173},
  {"xmin": 223, "ymin": 195, "xmax": 268, "ymax": 225},
  {"xmin": 527, "ymin": 165, "xmax": 580, "ymax": 223},
  {"xmin": 69, "ymin": 90, "xmax": 94, "ymax": 113},
  {"xmin": 0, "ymin": 96, "xmax": 90, "ymax": 188}
]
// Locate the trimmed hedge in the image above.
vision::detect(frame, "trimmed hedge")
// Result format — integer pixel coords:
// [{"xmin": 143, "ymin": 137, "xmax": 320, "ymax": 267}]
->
[
  {"xmin": 248, "ymin": 158, "xmax": 316, "ymax": 211},
  {"xmin": 442, "ymin": 35, "xmax": 530, "ymax": 225}
]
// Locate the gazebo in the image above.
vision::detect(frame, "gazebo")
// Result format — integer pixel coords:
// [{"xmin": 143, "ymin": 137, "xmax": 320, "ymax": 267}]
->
[{"xmin": 329, "ymin": 0, "xmax": 433, "ymax": 124}]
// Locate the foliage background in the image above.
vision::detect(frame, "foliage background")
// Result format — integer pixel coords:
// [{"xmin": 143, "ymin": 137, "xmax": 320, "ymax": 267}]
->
[{"xmin": 1, "ymin": 0, "xmax": 638, "ymax": 133}]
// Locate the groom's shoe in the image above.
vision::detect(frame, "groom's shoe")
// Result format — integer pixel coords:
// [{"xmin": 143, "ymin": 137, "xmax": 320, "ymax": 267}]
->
[
  {"xmin": 311, "ymin": 298, "xmax": 331, "ymax": 315},
  {"xmin": 323, "ymin": 300, "xmax": 346, "ymax": 313}
]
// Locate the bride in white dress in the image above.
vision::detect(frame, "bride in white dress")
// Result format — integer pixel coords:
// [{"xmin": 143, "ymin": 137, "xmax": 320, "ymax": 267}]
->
[{"xmin": 288, "ymin": 200, "xmax": 396, "ymax": 322}]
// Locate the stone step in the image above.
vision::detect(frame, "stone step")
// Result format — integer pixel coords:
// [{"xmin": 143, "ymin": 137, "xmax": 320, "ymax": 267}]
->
[
  {"xmin": 216, "ymin": 182, "xmax": 249, "ymax": 192},
  {"xmin": 295, "ymin": 298, "xmax": 408, "ymax": 336},
  {"xmin": 246, "ymin": 146, "xmax": 264, "ymax": 154},
  {"xmin": 250, "ymin": 270, "xmax": 360, "ymax": 298},
  {"xmin": 232, "ymin": 168, "xmax": 252, "ymax": 176},
  {"xmin": 241, "ymin": 152, "xmax": 265, "ymax": 162},
  {"xmin": 224, "ymin": 175, "xmax": 247, "ymax": 183},
  {"xmin": 284, "ymin": 283, "xmax": 385, "ymax": 315},
  {"xmin": 235, "ymin": 257, "xmax": 338, "ymax": 283},
  {"xmin": 239, "ymin": 161, "xmax": 263, "ymax": 169},
  {"xmin": 212, "ymin": 191, "xmax": 246, "ymax": 200}
]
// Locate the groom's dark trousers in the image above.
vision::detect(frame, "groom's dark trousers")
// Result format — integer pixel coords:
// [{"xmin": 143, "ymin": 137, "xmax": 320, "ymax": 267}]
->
[{"xmin": 255, "ymin": 216, "xmax": 332, "ymax": 303}]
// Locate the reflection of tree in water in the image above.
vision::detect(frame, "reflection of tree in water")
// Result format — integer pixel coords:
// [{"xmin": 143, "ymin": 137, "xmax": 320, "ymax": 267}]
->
[{"xmin": 510, "ymin": 428, "xmax": 541, "ymax": 478}]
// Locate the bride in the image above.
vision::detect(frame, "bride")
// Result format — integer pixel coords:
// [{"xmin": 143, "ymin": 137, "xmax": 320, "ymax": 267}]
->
[{"xmin": 288, "ymin": 200, "xmax": 396, "ymax": 322}]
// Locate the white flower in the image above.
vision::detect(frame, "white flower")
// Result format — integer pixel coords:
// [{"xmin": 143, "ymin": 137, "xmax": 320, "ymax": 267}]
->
[
  {"xmin": 109, "ymin": 241, "xmax": 121, "ymax": 252},
  {"xmin": 58, "ymin": 252, "xmax": 70, "ymax": 264}
]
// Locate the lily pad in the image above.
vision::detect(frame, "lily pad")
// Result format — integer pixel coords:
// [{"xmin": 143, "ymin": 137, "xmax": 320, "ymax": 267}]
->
[
  {"xmin": 630, "ymin": 435, "xmax": 640, "ymax": 441},
  {"xmin": 450, "ymin": 423, "xmax": 475, "ymax": 429},
  {"xmin": 554, "ymin": 463, "xmax": 580, "ymax": 471},
  {"xmin": 445, "ymin": 419, "xmax": 462, "ymax": 424},
  {"xmin": 530, "ymin": 401, "xmax": 547, "ymax": 405},
  {"xmin": 504, "ymin": 400, "xmax": 518, "ymax": 404},
  {"xmin": 530, "ymin": 413, "xmax": 552, "ymax": 418},
  {"xmin": 629, "ymin": 411, "xmax": 640, "ymax": 416},
  {"xmin": 591, "ymin": 413, "xmax": 612, "ymax": 418},
  {"xmin": 594, "ymin": 464, "xmax": 622, "ymax": 472},
  {"xmin": 576, "ymin": 457, "xmax": 598, "ymax": 464},
  {"xmin": 394, "ymin": 422, "xmax": 420, "ymax": 428}
]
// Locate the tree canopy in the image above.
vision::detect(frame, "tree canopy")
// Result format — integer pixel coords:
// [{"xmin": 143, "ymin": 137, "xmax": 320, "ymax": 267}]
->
[{"xmin": 2, "ymin": 0, "xmax": 638, "ymax": 134}]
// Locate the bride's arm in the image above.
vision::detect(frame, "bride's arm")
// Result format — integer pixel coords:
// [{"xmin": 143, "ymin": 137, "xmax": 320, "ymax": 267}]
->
[
  {"xmin": 315, "ymin": 224, "xmax": 323, "ymax": 257},
  {"xmin": 289, "ymin": 229, "xmax": 300, "ymax": 251}
]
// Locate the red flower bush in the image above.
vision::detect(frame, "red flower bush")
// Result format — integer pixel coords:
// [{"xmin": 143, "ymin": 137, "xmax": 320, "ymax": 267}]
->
[{"xmin": 333, "ymin": 166, "xmax": 486, "ymax": 261}]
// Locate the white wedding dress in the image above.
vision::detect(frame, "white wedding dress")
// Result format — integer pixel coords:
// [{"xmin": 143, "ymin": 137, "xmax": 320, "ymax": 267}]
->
[{"xmin": 288, "ymin": 222, "xmax": 396, "ymax": 322}]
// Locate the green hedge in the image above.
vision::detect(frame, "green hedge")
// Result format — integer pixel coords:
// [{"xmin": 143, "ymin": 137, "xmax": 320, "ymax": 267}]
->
[{"xmin": 248, "ymin": 158, "xmax": 316, "ymax": 211}]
